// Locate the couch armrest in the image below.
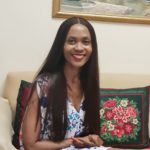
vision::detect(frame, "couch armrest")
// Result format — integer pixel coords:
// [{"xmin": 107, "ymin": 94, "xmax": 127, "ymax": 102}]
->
[{"xmin": 0, "ymin": 97, "xmax": 17, "ymax": 150}]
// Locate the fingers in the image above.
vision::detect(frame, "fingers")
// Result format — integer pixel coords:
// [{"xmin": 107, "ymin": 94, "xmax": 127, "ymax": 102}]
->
[
  {"xmin": 72, "ymin": 136, "xmax": 95, "ymax": 148},
  {"xmin": 60, "ymin": 138, "xmax": 73, "ymax": 149},
  {"xmin": 88, "ymin": 135, "xmax": 98, "ymax": 146},
  {"xmin": 78, "ymin": 137, "xmax": 93, "ymax": 146},
  {"xmin": 72, "ymin": 137, "xmax": 85, "ymax": 148},
  {"xmin": 95, "ymin": 135, "xmax": 103, "ymax": 146},
  {"xmin": 72, "ymin": 135, "xmax": 104, "ymax": 148},
  {"xmin": 88, "ymin": 135, "xmax": 103, "ymax": 146}
]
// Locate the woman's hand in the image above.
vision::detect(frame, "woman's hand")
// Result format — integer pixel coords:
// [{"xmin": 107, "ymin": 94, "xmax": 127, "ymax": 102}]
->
[
  {"xmin": 72, "ymin": 134, "xmax": 103, "ymax": 148},
  {"xmin": 59, "ymin": 138, "xmax": 73, "ymax": 149},
  {"xmin": 88, "ymin": 134, "xmax": 103, "ymax": 146}
]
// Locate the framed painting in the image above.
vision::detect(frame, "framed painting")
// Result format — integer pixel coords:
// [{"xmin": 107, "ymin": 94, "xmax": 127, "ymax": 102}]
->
[{"xmin": 52, "ymin": 0, "xmax": 150, "ymax": 24}]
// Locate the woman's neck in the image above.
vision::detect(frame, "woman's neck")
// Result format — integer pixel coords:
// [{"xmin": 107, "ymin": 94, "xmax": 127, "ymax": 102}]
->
[
  {"xmin": 64, "ymin": 65, "xmax": 83, "ymax": 111},
  {"xmin": 64, "ymin": 65, "xmax": 80, "ymax": 83}
]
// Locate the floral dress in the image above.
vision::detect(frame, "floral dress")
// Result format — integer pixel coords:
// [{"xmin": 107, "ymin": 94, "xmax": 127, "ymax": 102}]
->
[{"xmin": 19, "ymin": 75, "xmax": 109, "ymax": 150}]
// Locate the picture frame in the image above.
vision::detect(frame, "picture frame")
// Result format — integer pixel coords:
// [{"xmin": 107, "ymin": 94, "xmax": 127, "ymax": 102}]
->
[{"xmin": 52, "ymin": 0, "xmax": 150, "ymax": 24}]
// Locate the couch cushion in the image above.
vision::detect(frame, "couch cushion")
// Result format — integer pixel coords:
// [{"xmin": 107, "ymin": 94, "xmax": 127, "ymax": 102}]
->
[
  {"xmin": 3, "ymin": 71, "xmax": 35, "ymax": 120},
  {"xmin": 0, "ymin": 97, "xmax": 17, "ymax": 150},
  {"xmin": 100, "ymin": 87, "xmax": 149, "ymax": 149}
]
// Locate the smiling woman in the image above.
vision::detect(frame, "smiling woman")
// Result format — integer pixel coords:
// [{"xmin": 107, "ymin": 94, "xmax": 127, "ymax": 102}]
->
[
  {"xmin": 63, "ymin": 24, "xmax": 92, "ymax": 70},
  {"xmin": 18, "ymin": 17, "xmax": 113, "ymax": 150}
]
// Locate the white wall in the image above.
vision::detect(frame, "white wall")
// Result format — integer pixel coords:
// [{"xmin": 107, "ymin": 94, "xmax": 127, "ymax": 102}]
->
[{"xmin": 0, "ymin": 0, "xmax": 150, "ymax": 95}]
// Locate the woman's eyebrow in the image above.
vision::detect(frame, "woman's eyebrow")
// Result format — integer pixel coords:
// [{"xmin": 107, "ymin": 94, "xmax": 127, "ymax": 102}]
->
[
  {"xmin": 82, "ymin": 36, "xmax": 91, "ymax": 40},
  {"xmin": 67, "ymin": 36, "xmax": 75, "ymax": 39},
  {"xmin": 66, "ymin": 35, "xmax": 91, "ymax": 40}
]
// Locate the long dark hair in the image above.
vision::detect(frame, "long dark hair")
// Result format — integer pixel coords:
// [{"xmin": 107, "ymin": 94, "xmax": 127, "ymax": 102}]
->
[{"xmin": 33, "ymin": 17, "xmax": 100, "ymax": 141}]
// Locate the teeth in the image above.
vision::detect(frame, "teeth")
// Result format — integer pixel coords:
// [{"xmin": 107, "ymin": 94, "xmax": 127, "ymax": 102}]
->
[{"xmin": 73, "ymin": 54, "xmax": 84, "ymax": 59}]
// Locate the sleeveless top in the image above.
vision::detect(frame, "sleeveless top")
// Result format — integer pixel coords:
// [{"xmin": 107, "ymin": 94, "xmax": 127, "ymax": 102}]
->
[
  {"xmin": 19, "ymin": 75, "xmax": 109, "ymax": 150},
  {"xmin": 19, "ymin": 74, "xmax": 85, "ymax": 149}
]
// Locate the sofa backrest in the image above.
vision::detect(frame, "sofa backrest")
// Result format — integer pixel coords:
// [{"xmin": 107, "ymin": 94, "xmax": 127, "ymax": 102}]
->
[
  {"xmin": 2, "ymin": 71, "xmax": 36, "ymax": 120},
  {"xmin": 100, "ymin": 73, "xmax": 150, "ymax": 88},
  {"xmin": 2, "ymin": 71, "xmax": 150, "ymax": 121}
]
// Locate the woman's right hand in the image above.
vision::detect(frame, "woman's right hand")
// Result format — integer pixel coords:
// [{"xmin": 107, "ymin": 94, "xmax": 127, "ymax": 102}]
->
[{"xmin": 59, "ymin": 138, "xmax": 73, "ymax": 149}]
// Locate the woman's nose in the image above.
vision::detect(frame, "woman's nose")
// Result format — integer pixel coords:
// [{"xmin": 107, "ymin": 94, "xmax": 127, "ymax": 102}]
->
[{"xmin": 75, "ymin": 42, "xmax": 84, "ymax": 51}]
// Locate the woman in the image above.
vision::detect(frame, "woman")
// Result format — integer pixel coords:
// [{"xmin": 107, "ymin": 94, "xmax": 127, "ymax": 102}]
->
[{"xmin": 20, "ymin": 17, "xmax": 111, "ymax": 150}]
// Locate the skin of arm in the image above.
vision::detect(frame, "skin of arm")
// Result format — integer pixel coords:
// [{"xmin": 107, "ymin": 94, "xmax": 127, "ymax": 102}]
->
[{"xmin": 22, "ymin": 90, "xmax": 73, "ymax": 150}]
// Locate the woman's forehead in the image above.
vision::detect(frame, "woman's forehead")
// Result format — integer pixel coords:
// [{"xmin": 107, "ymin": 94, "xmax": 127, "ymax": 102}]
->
[{"xmin": 67, "ymin": 24, "xmax": 91, "ymax": 38}]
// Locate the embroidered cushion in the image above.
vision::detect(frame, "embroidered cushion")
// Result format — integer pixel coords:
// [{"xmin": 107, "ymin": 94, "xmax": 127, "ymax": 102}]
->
[
  {"xmin": 100, "ymin": 87, "xmax": 149, "ymax": 149},
  {"xmin": 12, "ymin": 80, "xmax": 31, "ymax": 149}
]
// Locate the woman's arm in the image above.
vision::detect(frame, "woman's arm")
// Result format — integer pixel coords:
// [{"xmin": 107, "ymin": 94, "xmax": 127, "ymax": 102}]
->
[{"xmin": 22, "ymin": 90, "xmax": 73, "ymax": 150}]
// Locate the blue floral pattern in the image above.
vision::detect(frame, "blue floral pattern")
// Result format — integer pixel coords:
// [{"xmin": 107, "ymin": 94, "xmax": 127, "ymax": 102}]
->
[{"xmin": 65, "ymin": 100, "xmax": 85, "ymax": 138}]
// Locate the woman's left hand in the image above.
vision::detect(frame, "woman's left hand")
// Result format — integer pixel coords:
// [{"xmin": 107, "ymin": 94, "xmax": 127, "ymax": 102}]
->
[
  {"xmin": 88, "ymin": 134, "xmax": 103, "ymax": 146},
  {"xmin": 72, "ymin": 134, "xmax": 103, "ymax": 148}
]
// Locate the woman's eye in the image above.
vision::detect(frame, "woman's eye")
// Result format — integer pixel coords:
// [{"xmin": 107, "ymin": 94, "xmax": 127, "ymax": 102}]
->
[
  {"xmin": 67, "ymin": 38, "xmax": 76, "ymax": 44},
  {"xmin": 83, "ymin": 40, "xmax": 90, "ymax": 45}
]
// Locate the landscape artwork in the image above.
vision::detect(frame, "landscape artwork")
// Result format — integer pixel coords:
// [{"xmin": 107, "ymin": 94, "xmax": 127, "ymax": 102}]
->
[{"xmin": 52, "ymin": 0, "xmax": 150, "ymax": 24}]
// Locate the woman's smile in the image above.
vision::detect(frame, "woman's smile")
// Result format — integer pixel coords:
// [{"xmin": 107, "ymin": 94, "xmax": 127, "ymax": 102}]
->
[
  {"xmin": 72, "ymin": 53, "xmax": 85, "ymax": 61},
  {"xmin": 64, "ymin": 24, "xmax": 92, "ymax": 69}
]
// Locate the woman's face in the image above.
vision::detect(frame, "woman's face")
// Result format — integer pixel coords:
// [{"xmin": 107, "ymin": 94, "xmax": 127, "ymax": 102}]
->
[{"xmin": 64, "ymin": 24, "xmax": 92, "ymax": 69}]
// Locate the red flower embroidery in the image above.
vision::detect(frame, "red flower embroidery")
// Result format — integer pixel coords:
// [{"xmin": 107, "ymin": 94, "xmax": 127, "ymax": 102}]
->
[
  {"xmin": 126, "ymin": 106, "xmax": 137, "ymax": 118},
  {"xmin": 124, "ymin": 123, "xmax": 134, "ymax": 134},
  {"xmin": 103, "ymin": 99, "xmax": 116, "ymax": 108},
  {"xmin": 104, "ymin": 110, "xmax": 114, "ymax": 120},
  {"xmin": 100, "ymin": 97, "xmax": 141, "ymax": 142},
  {"xmin": 110, "ymin": 125, "xmax": 125, "ymax": 138}
]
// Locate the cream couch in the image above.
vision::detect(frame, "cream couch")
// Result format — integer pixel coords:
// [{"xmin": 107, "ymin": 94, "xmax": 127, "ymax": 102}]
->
[{"xmin": 0, "ymin": 71, "xmax": 150, "ymax": 150}]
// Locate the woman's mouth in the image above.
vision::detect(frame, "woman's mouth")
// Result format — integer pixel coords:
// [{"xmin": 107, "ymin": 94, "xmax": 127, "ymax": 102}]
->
[{"xmin": 72, "ymin": 54, "xmax": 85, "ymax": 60}]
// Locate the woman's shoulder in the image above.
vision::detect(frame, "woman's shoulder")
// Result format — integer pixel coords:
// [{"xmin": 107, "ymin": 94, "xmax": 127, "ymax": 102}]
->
[
  {"xmin": 36, "ymin": 73, "xmax": 58, "ymax": 82},
  {"xmin": 35, "ymin": 73, "xmax": 58, "ymax": 98},
  {"xmin": 36, "ymin": 73, "xmax": 50, "ymax": 81}
]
